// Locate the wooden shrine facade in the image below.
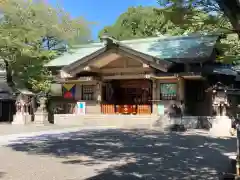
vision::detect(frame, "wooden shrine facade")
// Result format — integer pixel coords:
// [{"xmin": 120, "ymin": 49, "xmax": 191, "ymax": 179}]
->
[{"xmin": 48, "ymin": 35, "xmax": 237, "ymax": 116}]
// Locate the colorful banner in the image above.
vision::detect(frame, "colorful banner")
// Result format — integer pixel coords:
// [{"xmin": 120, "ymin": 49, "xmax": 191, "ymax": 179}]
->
[{"xmin": 62, "ymin": 84, "xmax": 76, "ymax": 99}]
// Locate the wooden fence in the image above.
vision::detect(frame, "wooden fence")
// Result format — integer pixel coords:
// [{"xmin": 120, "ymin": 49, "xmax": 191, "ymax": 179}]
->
[{"xmin": 101, "ymin": 104, "xmax": 151, "ymax": 115}]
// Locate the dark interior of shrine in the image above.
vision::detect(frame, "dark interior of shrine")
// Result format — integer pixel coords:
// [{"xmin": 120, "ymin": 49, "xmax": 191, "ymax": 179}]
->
[
  {"xmin": 0, "ymin": 100, "xmax": 15, "ymax": 122},
  {"xmin": 184, "ymin": 79, "xmax": 207, "ymax": 116},
  {"xmin": 102, "ymin": 79, "xmax": 152, "ymax": 105}
]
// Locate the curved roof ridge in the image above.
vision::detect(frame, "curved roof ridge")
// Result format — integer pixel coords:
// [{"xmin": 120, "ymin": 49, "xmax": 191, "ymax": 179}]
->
[
  {"xmin": 120, "ymin": 33, "xmax": 219, "ymax": 45},
  {"xmin": 72, "ymin": 42, "xmax": 104, "ymax": 49}
]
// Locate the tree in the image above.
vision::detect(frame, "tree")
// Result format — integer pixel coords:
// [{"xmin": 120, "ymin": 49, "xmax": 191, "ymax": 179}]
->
[
  {"xmin": 99, "ymin": 7, "xmax": 176, "ymax": 40},
  {"xmin": 99, "ymin": 5, "xmax": 240, "ymax": 64},
  {"xmin": 0, "ymin": 0, "xmax": 91, "ymax": 92},
  {"xmin": 157, "ymin": 0, "xmax": 240, "ymax": 33},
  {"xmin": 99, "ymin": 6, "xmax": 228, "ymax": 40},
  {"xmin": 157, "ymin": 0, "xmax": 240, "ymax": 64}
]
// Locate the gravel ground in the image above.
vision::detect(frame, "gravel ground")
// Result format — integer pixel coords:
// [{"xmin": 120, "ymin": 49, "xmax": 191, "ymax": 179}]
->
[
  {"xmin": 0, "ymin": 124, "xmax": 80, "ymax": 136},
  {"xmin": 0, "ymin": 147, "xmax": 130, "ymax": 180},
  {"xmin": 0, "ymin": 129, "xmax": 236, "ymax": 180}
]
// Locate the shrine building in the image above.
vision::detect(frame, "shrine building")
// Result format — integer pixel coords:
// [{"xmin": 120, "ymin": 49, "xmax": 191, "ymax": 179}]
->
[{"xmin": 46, "ymin": 34, "xmax": 239, "ymax": 124}]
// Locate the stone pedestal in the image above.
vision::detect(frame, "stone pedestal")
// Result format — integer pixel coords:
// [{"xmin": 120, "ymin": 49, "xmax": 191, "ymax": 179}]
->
[
  {"xmin": 34, "ymin": 112, "xmax": 49, "ymax": 125},
  {"xmin": 12, "ymin": 113, "xmax": 31, "ymax": 125},
  {"xmin": 33, "ymin": 96, "xmax": 49, "ymax": 126},
  {"xmin": 210, "ymin": 116, "xmax": 232, "ymax": 137}
]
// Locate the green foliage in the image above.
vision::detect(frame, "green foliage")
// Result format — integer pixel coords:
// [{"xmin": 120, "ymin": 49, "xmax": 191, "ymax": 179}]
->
[
  {"xmin": 0, "ymin": 0, "xmax": 90, "ymax": 93},
  {"xmin": 99, "ymin": 5, "xmax": 240, "ymax": 64},
  {"xmin": 157, "ymin": 0, "xmax": 240, "ymax": 31},
  {"xmin": 99, "ymin": 7, "xmax": 173, "ymax": 40},
  {"xmin": 217, "ymin": 34, "xmax": 240, "ymax": 64},
  {"xmin": 157, "ymin": 0, "xmax": 240, "ymax": 64},
  {"xmin": 98, "ymin": 6, "xmax": 228, "ymax": 40}
]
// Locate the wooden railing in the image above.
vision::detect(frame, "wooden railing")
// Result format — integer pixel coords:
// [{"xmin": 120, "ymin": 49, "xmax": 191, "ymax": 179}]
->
[
  {"xmin": 101, "ymin": 104, "xmax": 115, "ymax": 114},
  {"xmin": 137, "ymin": 105, "xmax": 151, "ymax": 114},
  {"xmin": 101, "ymin": 104, "xmax": 152, "ymax": 115}
]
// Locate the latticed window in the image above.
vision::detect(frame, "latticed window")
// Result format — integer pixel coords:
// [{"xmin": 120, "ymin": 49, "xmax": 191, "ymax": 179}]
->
[{"xmin": 82, "ymin": 85, "xmax": 95, "ymax": 100}]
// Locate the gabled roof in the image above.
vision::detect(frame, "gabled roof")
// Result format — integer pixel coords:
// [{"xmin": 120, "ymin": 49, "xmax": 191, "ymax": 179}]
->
[
  {"xmin": 46, "ymin": 34, "xmax": 219, "ymax": 68},
  {"xmin": 123, "ymin": 34, "xmax": 218, "ymax": 61},
  {"xmin": 47, "ymin": 43, "xmax": 105, "ymax": 67},
  {"xmin": 213, "ymin": 66, "xmax": 238, "ymax": 76},
  {"xmin": 202, "ymin": 64, "xmax": 239, "ymax": 77}
]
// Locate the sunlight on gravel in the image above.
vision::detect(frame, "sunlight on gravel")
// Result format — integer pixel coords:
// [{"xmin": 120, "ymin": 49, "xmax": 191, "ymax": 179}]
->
[{"xmin": 0, "ymin": 129, "xmax": 236, "ymax": 180}]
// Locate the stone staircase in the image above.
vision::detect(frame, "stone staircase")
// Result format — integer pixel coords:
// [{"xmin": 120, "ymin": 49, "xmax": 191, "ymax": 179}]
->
[
  {"xmin": 54, "ymin": 114, "xmax": 161, "ymax": 129},
  {"xmin": 53, "ymin": 114, "xmax": 205, "ymax": 130}
]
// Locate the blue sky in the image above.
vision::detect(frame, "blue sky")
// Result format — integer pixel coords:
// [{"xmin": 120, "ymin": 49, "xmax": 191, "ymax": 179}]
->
[{"xmin": 49, "ymin": 0, "xmax": 159, "ymax": 40}]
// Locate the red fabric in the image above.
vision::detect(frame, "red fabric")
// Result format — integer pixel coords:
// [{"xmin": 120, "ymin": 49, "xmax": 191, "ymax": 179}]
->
[{"xmin": 63, "ymin": 91, "xmax": 73, "ymax": 98}]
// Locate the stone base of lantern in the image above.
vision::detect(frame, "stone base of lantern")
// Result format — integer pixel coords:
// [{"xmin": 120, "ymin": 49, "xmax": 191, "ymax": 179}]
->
[
  {"xmin": 210, "ymin": 116, "xmax": 232, "ymax": 137},
  {"xmin": 12, "ymin": 113, "xmax": 32, "ymax": 125}
]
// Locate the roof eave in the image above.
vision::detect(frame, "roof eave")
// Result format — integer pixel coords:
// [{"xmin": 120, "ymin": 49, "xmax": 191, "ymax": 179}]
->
[
  {"xmin": 61, "ymin": 38, "xmax": 173, "ymax": 74},
  {"xmin": 62, "ymin": 46, "xmax": 107, "ymax": 73}
]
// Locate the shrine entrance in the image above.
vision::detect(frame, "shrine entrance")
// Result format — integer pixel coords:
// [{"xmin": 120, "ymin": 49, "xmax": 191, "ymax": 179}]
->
[
  {"xmin": 101, "ymin": 79, "xmax": 152, "ymax": 114},
  {"xmin": 0, "ymin": 100, "xmax": 15, "ymax": 122},
  {"xmin": 0, "ymin": 91, "xmax": 15, "ymax": 123},
  {"xmin": 184, "ymin": 79, "xmax": 209, "ymax": 116}
]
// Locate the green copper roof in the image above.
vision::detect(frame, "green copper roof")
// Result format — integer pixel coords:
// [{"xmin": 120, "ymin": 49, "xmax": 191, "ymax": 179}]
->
[
  {"xmin": 124, "ymin": 35, "xmax": 218, "ymax": 60},
  {"xmin": 46, "ymin": 43, "xmax": 104, "ymax": 67},
  {"xmin": 46, "ymin": 34, "xmax": 218, "ymax": 67}
]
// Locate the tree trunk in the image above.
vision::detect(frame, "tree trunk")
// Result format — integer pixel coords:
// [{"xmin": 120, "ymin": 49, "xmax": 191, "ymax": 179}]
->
[{"xmin": 4, "ymin": 60, "xmax": 13, "ymax": 85}]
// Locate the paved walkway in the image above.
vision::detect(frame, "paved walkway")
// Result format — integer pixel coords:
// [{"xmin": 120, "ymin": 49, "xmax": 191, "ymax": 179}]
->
[
  {"xmin": 0, "ymin": 124, "xmax": 117, "ymax": 146},
  {"xmin": 0, "ymin": 124, "xmax": 80, "ymax": 136},
  {"xmin": 0, "ymin": 128, "xmax": 236, "ymax": 180}
]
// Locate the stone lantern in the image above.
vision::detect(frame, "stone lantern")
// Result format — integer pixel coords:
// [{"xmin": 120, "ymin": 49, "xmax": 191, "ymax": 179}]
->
[
  {"xmin": 34, "ymin": 92, "xmax": 49, "ymax": 125},
  {"xmin": 212, "ymin": 82, "xmax": 229, "ymax": 116}
]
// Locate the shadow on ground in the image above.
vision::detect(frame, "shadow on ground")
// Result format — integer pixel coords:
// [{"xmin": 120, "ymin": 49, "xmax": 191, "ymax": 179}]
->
[
  {"xmin": 6, "ymin": 129, "xmax": 236, "ymax": 180},
  {"xmin": 0, "ymin": 172, "xmax": 6, "ymax": 178}
]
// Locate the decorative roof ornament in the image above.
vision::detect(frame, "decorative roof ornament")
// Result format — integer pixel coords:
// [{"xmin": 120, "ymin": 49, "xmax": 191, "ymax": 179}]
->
[{"xmin": 100, "ymin": 34, "xmax": 117, "ymax": 47}]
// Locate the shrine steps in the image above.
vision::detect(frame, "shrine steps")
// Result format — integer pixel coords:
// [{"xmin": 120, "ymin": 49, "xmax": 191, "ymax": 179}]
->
[
  {"xmin": 53, "ymin": 114, "xmax": 211, "ymax": 130},
  {"xmin": 54, "ymin": 114, "xmax": 160, "ymax": 129}
]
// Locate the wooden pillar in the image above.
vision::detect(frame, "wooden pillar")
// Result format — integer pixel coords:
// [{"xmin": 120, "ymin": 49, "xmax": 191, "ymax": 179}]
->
[
  {"xmin": 95, "ymin": 81, "xmax": 102, "ymax": 103},
  {"xmin": 178, "ymin": 77, "xmax": 185, "ymax": 101},
  {"xmin": 95, "ymin": 81, "xmax": 102, "ymax": 113},
  {"xmin": 75, "ymin": 83, "xmax": 82, "ymax": 100},
  {"xmin": 152, "ymin": 80, "xmax": 158, "ymax": 114}
]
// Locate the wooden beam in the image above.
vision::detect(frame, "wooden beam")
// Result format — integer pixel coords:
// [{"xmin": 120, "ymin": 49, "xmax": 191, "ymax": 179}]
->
[
  {"xmin": 153, "ymin": 76, "xmax": 176, "ymax": 80},
  {"xmin": 182, "ymin": 76, "xmax": 205, "ymax": 80},
  {"xmin": 102, "ymin": 74, "xmax": 151, "ymax": 80},
  {"xmin": 101, "ymin": 67, "xmax": 152, "ymax": 74}
]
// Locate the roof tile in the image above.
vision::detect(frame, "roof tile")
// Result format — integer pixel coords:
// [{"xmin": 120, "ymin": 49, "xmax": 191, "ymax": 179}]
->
[{"xmin": 46, "ymin": 34, "xmax": 218, "ymax": 67}]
